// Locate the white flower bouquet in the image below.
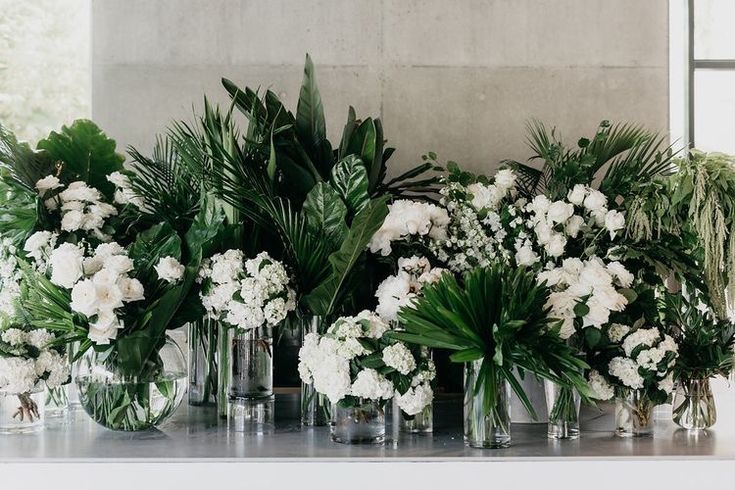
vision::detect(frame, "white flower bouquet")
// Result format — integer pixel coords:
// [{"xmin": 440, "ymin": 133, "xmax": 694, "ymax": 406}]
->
[{"xmin": 298, "ymin": 310, "xmax": 435, "ymax": 415}]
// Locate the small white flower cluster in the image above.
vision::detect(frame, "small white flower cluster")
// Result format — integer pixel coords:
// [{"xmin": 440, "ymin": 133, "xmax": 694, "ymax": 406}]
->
[
  {"xmin": 37, "ymin": 176, "xmax": 119, "ymax": 241},
  {"xmin": 298, "ymin": 311, "xmax": 435, "ymax": 414},
  {"xmin": 0, "ymin": 327, "xmax": 69, "ymax": 394},
  {"xmin": 42, "ymin": 241, "xmax": 145, "ymax": 345},
  {"xmin": 107, "ymin": 171, "xmax": 149, "ymax": 212},
  {"xmin": 199, "ymin": 250, "xmax": 296, "ymax": 330},
  {"xmin": 375, "ymin": 256, "xmax": 446, "ymax": 322},
  {"xmin": 592, "ymin": 327, "xmax": 678, "ymax": 400},
  {"xmin": 369, "ymin": 200, "xmax": 450, "ymax": 256},
  {"xmin": 0, "ymin": 237, "xmax": 22, "ymax": 321},
  {"xmin": 538, "ymin": 257, "xmax": 633, "ymax": 339}
]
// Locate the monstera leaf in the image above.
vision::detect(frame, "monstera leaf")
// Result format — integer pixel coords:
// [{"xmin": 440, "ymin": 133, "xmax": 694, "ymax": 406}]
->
[
  {"xmin": 36, "ymin": 119, "xmax": 125, "ymax": 199},
  {"xmin": 304, "ymin": 196, "xmax": 389, "ymax": 318},
  {"xmin": 302, "ymin": 182, "xmax": 348, "ymax": 245},
  {"xmin": 331, "ymin": 155, "xmax": 370, "ymax": 218}
]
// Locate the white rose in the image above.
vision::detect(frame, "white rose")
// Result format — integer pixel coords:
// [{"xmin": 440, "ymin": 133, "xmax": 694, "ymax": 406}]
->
[
  {"xmin": 155, "ymin": 256, "xmax": 185, "ymax": 283},
  {"xmin": 49, "ymin": 243, "xmax": 84, "ymax": 288},
  {"xmin": 107, "ymin": 171, "xmax": 131, "ymax": 189},
  {"xmin": 606, "ymin": 261, "xmax": 634, "ymax": 288},
  {"xmin": 546, "ymin": 201, "xmax": 574, "ymax": 224},
  {"xmin": 604, "ymin": 210, "xmax": 625, "ymax": 239},
  {"xmin": 119, "ymin": 277, "xmax": 145, "ymax": 302},
  {"xmin": 567, "ymin": 184, "xmax": 587, "ymax": 206},
  {"xmin": 545, "ymin": 233, "xmax": 567, "ymax": 257},
  {"xmin": 105, "ymin": 255, "xmax": 134, "ymax": 275},
  {"xmin": 35, "ymin": 175, "xmax": 63, "ymax": 194},
  {"xmin": 515, "ymin": 245, "xmax": 539, "ymax": 266},
  {"xmin": 95, "ymin": 282, "xmax": 124, "ymax": 312},
  {"xmin": 88, "ymin": 310, "xmax": 122, "ymax": 345},
  {"xmin": 583, "ymin": 190, "xmax": 608, "ymax": 212},
  {"xmin": 60, "ymin": 209, "xmax": 86, "ymax": 232},
  {"xmin": 565, "ymin": 215, "xmax": 585, "ymax": 238},
  {"xmin": 70, "ymin": 279, "xmax": 99, "ymax": 317}
]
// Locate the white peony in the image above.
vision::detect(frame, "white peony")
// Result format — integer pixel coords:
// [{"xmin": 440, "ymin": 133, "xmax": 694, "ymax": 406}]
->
[{"xmin": 154, "ymin": 256, "xmax": 185, "ymax": 283}]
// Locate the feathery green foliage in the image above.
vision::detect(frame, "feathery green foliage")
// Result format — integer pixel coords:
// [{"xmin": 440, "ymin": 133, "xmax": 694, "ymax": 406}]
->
[{"xmin": 394, "ymin": 265, "xmax": 590, "ymax": 419}]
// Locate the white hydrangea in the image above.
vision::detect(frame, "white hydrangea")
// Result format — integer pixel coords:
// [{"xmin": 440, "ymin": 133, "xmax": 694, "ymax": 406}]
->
[
  {"xmin": 0, "ymin": 238, "xmax": 22, "ymax": 319},
  {"xmin": 350, "ymin": 368, "xmax": 394, "ymax": 400},
  {"xmin": 199, "ymin": 250, "xmax": 295, "ymax": 330},
  {"xmin": 587, "ymin": 370, "xmax": 614, "ymax": 401},
  {"xmin": 608, "ymin": 357, "xmax": 644, "ymax": 390},
  {"xmin": 622, "ymin": 328, "xmax": 661, "ymax": 357},
  {"xmin": 396, "ymin": 383, "xmax": 433, "ymax": 416},
  {"xmin": 382, "ymin": 342, "xmax": 417, "ymax": 375},
  {"xmin": 0, "ymin": 327, "xmax": 69, "ymax": 393},
  {"xmin": 608, "ymin": 323, "xmax": 631, "ymax": 343},
  {"xmin": 375, "ymin": 256, "xmax": 445, "ymax": 322}
]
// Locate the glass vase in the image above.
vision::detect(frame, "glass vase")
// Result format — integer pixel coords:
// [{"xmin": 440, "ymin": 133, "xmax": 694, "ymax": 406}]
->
[
  {"xmin": 330, "ymin": 399, "xmax": 386, "ymax": 444},
  {"xmin": 0, "ymin": 387, "xmax": 46, "ymax": 434},
  {"xmin": 615, "ymin": 389, "xmax": 655, "ymax": 437},
  {"xmin": 464, "ymin": 360, "xmax": 511, "ymax": 448},
  {"xmin": 188, "ymin": 318, "xmax": 219, "ymax": 406},
  {"xmin": 217, "ymin": 323, "xmax": 231, "ymax": 418},
  {"xmin": 544, "ymin": 380, "xmax": 580, "ymax": 440},
  {"xmin": 227, "ymin": 326, "xmax": 273, "ymax": 401},
  {"xmin": 45, "ymin": 383, "xmax": 70, "ymax": 418},
  {"xmin": 75, "ymin": 335, "xmax": 187, "ymax": 431},
  {"xmin": 672, "ymin": 377, "xmax": 717, "ymax": 430},
  {"xmin": 393, "ymin": 397, "xmax": 433, "ymax": 434},
  {"xmin": 301, "ymin": 315, "xmax": 332, "ymax": 426}
]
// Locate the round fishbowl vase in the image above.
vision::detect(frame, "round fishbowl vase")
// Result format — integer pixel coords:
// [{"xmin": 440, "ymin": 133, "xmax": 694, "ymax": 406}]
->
[
  {"xmin": 672, "ymin": 377, "xmax": 717, "ymax": 430},
  {"xmin": 615, "ymin": 389, "xmax": 655, "ymax": 437},
  {"xmin": 464, "ymin": 361, "xmax": 512, "ymax": 448},
  {"xmin": 75, "ymin": 336, "xmax": 187, "ymax": 431},
  {"xmin": 331, "ymin": 399, "xmax": 386, "ymax": 444},
  {"xmin": 0, "ymin": 386, "xmax": 46, "ymax": 434}
]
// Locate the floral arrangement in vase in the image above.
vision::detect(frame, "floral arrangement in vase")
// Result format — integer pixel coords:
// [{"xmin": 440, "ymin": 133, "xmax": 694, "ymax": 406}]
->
[{"xmin": 298, "ymin": 310, "xmax": 435, "ymax": 444}]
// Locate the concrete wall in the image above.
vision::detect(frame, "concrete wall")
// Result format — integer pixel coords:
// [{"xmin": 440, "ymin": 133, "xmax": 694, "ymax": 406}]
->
[{"xmin": 92, "ymin": 0, "xmax": 669, "ymax": 175}]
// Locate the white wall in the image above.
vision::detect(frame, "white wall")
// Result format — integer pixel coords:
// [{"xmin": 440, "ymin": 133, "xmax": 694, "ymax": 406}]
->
[{"xmin": 92, "ymin": 0, "xmax": 669, "ymax": 175}]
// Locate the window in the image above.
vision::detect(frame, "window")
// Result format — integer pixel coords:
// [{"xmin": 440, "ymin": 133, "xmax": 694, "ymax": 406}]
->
[
  {"xmin": 676, "ymin": 0, "xmax": 735, "ymax": 153},
  {"xmin": 0, "ymin": 1, "xmax": 91, "ymax": 144}
]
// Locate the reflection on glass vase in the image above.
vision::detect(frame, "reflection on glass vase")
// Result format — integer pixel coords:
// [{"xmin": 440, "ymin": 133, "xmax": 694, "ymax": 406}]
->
[
  {"xmin": 331, "ymin": 399, "xmax": 386, "ymax": 444},
  {"xmin": 393, "ymin": 397, "xmax": 433, "ymax": 434},
  {"xmin": 188, "ymin": 318, "xmax": 219, "ymax": 406},
  {"xmin": 615, "ymin": 389, "xmax": 654, "ymax": 437},
  {"xmin": 464, "ymin": 360, "xmax": 511, "ymax": 448},
  {"xmin": 672, "ymin": 377, "xmax": 717, "ymax": 430},
  {"xmin": 227, "ymin": 327, "xmax": 273, "ymax": 401},
  {"xmin": 45, "ymin": 383, "xmax": 70, "ymax": 418},
  {"xmin": 75, "ymin": 336, "xmax": 187, "ymax": 431},
  {"xmin": 544, "ymin": 380, "xmax": 580, "ymax": 440},
  {"xmin": 0, "ymin": 387, "xmax": 46, "ymax": 434},
  {"xmin": 301, "ymin": 316, "xmax": 331, "ymax": 426}
]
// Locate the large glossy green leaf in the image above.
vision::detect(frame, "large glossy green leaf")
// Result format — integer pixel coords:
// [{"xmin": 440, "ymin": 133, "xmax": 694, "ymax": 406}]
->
[
  {"xmin": 344, "ymin": 118, "xmax": 378, "ymax": 189},
  {"xmin": 331, "ymin": 155, "xmax": 370, "ymax": 218},
  {"xmin": 128, "ymin": 222, "xmax": 182, "ymax": 285},
  {"xmin": 302, "ymin": 182, "xmax": 348, "ymax": 244},
  {"xmin": 303, "ymin": 196, "xmax": 389, "ymax": 318},
  {"xmin": 36, "ymin": 119, "xmax": 125, "ymax": 199},
  {"xmin": 184, "ymin": 196, "xmax": 226, "ymax": 261},
  {"xmin": 295, "ymin": 54, "xmax": 327, "ymax": 166}
]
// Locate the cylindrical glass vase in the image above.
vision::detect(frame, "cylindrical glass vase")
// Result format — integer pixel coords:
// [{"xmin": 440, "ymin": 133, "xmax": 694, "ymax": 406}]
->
[
  {"xmin": 330, "ymin": 399, "xmax": 386, "ymax": 444},
  {"xmin": 188, "ymin": 318, "xmax": 219, "ymax": 406},
  {"xmin": 0, "ymin": 387, "xmax": 46, "ymax": 434},
  {"xmin": 672, "ymin": 377, "xmax": 717, "ymax": 430},
  {"xmin": 45, "ymin": 383, "xmax": 70, "ymax": 418},
  {"xmin": 544, "ymin": 380, "xmax": 580, "ymax": 440},
  {"xmin": 464, "ymin": 360, "xmax": 511, "ymax": 448},
  {"xmin": 393, "ymin": 397, "xmax": 433, "ymax": 434},
  {"xmin": 75, "ymin": 336, "xmax": 187, "ymax": 431},
  {"xmin": 228, "ymin": 326, "xmax": 273, "ymax": 401},
  {"xmin": 301, "ymin": 315, "xmax": 331, "ymax": 426},
  {"xmin": 615, "ymin": 390, "xmax": 655, "ymax": 437}
]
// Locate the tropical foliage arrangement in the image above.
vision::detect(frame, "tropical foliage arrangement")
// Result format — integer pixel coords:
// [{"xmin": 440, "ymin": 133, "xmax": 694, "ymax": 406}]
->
[{"xmin": 0, "ymin": 55, "xmax": 734, "ymax": 445}]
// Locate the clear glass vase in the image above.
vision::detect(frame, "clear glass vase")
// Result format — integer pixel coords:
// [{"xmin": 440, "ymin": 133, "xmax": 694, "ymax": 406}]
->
[
  {"xmin": 45, "ymin": 383, "xmax": 70, "ymax": 418},
  {"xmin": 393, "ymin": 397, "xmax": 433, "ymax": 434},
  {"xmin": 672, "ymin": 377, "xmax": 717, "ymax": 430},
  {"xmin": 615, "ymin": 389, "xmax": 655, "ymax": 437},
  {"xmin": 227, "ymin": 326, "xmax": 273, "ymax": 401},
  {"xmin": 0, "ymin": 387, "xmax": 46, "ymax": 434},
  {"xmin": 544, "ymin": 380, "xmax": 580, "ymax": 440},
  {"xmin": 331, "ymin": 399, "xmax": 386, "ymax": 444},
  {"xmin": 188, "ymin": 318, "xmax": 219, "ymax": 406},
  {"xmin": 75, "ymin": 335, "xmax": 187, "ymax": 431},
  {"xmin": 300, "ymin": 315, "xmax": 332, "ymax": 426},
  {"xmin": 464, "ymin": 360, "xmax": 511, "ymax": 448}
]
